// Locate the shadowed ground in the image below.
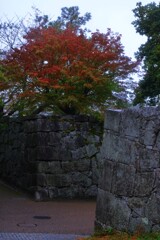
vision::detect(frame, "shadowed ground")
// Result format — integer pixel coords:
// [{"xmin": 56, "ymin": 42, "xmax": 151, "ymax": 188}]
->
[{"xmin": 0, "ymin": 180, "xmax": 96, "ymax": 235}]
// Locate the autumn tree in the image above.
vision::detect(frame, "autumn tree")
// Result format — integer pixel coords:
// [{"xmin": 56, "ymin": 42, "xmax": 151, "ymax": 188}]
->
[
  {"xmin": 132, "ymin": 2, "xmax": 160, "ymax": 105},
  {"xmin": 0, "ymin": 23, "xmax": 138, "ymax": 117},
  {"xmin": 0, "ymin": 6, "xmax": 138, "ymax": 116},
  {"xmin": 0, "ymin": 6, "xmax": 92, "ymax": 115},
  {"xmin": 0, "ymin": 6, "xmax": 90, "ymax": 54}
]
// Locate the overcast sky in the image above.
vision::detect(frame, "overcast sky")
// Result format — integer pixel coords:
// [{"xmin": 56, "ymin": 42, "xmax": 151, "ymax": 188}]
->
[{"xmin": 1, "ymin": 0, "xmax": 160, "ymax": 60}]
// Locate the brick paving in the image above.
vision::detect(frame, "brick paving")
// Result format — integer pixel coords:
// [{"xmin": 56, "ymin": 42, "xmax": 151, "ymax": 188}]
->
[{"xmin": 0, "ymin": 181, "xmax": 95, "ymax": 239}]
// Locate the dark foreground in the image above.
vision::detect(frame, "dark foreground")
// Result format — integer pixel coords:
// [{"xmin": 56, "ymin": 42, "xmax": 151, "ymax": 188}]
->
[{"xmin": 0, "ymin": 181, "xmax": 96, "ymax": 239}]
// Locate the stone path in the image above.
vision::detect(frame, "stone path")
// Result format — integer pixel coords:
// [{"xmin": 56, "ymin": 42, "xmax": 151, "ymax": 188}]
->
[
  {"xmin": 0, "ymin": 181, "xmax": 95, "ymax": 239},
  {"xmin": 0, "ymin": 233, "xmax": 84, "ymax": 240}
]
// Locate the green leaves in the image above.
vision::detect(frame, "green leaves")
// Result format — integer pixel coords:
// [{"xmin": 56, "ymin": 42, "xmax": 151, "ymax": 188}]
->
[
  {"xmin": 132, "ymin": 2, "xmax": 160, "ymax": 105},
  {"xmin": 50, "ymin": 6, "xmax": 91, "ymax": 31},
  {"xmin": 132, "ymin": 2, "xmax": 160, "ymax": 37},
  {"xmin": 0, "ymin": 7, "xmax": 137, "ymax": 117}
]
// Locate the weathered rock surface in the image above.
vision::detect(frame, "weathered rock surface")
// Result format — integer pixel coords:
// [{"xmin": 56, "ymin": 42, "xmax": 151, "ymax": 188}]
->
[
  {"xmin": 95, "ymin": 107, "xmax": 160, "ymax": 233},
  {"xmin": 0, "ymin": 115, "xmax": 103, "ymax": 200}
]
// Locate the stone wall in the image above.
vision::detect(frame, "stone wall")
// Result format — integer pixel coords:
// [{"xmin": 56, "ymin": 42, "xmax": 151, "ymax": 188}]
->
[
  {"xmin": 95, "ymin": 107, "xmax": 160, "ymax": 233},
  {"xmin": 0, "ymin": 115, "xmax": 103, "ymax": 200}
]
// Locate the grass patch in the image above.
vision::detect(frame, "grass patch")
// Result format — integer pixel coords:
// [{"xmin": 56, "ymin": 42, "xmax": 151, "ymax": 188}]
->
[{"xmin": 77, "ymin": 231, "xmax": 160, "ymax": 240}]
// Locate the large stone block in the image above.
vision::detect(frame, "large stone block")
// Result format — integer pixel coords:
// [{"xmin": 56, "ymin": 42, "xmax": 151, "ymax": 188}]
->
[
  {"xmin": 98, "ymin": 160, "xmax": 115, "ymax": 192},
  {"xmin": 155, "ymin": 130, "xmax": 160, "ymax": 150},
  {"xmin": 127, "ymin": 197, "xmax": 146, "ymax": 218},
  {"xmin": 36, "ymin": 118, "xmax": 61, "ymax": 132},
  {"xmin": 96, "ymin": 189, "xmax": 131, "ymax": 231},
  {"xmin": 154, "ymin": 168, "xmax": 160, "ymax": 192},
  {"xmin": 48, "ymin": 187, "xmax": 58, "ymax": 198},
  {"xmin": 145, "ymin": 193, "xmax": 160, "ymax": 224},
  {"xmin": 36, "ymin": 173, "xmax": 47, "ymax": 186},
  {"xmin": 46, "ymin": 174, "xmax": 72, "ymax": 187},
  {"xmin": 48, "ymin": 132, "xmax": 61, "ymax": 146},
  {"xmin": 91, "ymin": 159, "xmax": 99, "ymax": 184},
  {"xmin": 138, "ymin": 147, "xmax": 160, "ymax": 171},
  {"xmin": 128, "ymin": 217, "xmax": 152, "ymax": 233},
  {"xmin": 62, "ymin": 159, "xmax": 90, "ymax": 172},
  {"xmin": 57, "ymin": 187, "xmax": 78, "ymax": 198},
  {"xmin": 120, "ymin": 108, "xmax": 141, "ymax": 138},
  {"xmin": 101, "ymin": 133, "xmax": 137, "ymax": 165},
  {"xmin": 104, "ymin": 109, "xmax": 122, "ymax": 132},
  {"xmin": 85, "ymin": 185, "xmax": 97, "ymax": 197},
  {"xmin": 59, "ymin": 148, "xmax": 72, "ymax": 161},
  {"xmin": 142, "ymin": 120, "xmax": 156, "ymax": 146},
  {"xmin": 111, "ymin": 163, "xmax": 135, "ymax": 196},
  {"xmin": 72, "ymin": 172, "xmax": 92, "ymax": 187},
  {"xmin": 35, "ymin": 188, "xmax": 49, "ymax": 201},
  {"xmin": 36, "ymin": 146, "xmax": 60, "ymax": 160},
  {"xmin": 24, "ymin": 120, "xmax": 37, "ymax": 133},
  {"xmin": 71, "ymin": 147, "xmax": 87, "ymax": 160},
  {"xmin": 87, "ymin": 135, "xmax": 100, "ymax": 144},
  {"xmin": 37, "ymin": 161, "xmax": 62, "ymax": 174},
  {"xmin": 86, "ymin": 144, "xmax": 99, "ymax": 158},
  {"xmin": 134, "ymin": 172, "xmax": 155, "ymax": 197},
  {"xmin": 55, "ymin": 174, "xmax": 73, "ymax": 187},
  {"xmin": 96, "ymin": 107, "xmax": 160, "ymax": 233}
]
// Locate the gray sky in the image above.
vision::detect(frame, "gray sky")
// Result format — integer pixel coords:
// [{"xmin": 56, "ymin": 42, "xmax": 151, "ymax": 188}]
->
[{"xmin": 1, "ymin": 0, "xmax": 160, "ymax": 59}]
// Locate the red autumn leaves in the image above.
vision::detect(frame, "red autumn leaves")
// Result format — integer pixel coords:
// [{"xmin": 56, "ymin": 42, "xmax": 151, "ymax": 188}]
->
[{"xmin": 0, "ymin": 26, "xmax": 138, "ymax": 116}]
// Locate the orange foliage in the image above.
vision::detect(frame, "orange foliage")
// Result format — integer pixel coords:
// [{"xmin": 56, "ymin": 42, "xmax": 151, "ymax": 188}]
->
[{"xmin": 0, "ymin": 26, "xmax": 138, "ymax": 115}]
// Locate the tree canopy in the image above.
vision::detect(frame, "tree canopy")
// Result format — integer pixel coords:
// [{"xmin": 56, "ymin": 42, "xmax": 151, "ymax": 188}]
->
[
  {"xmin": 132, "ymin": 1, "xmax": 160, "ymax": 105},
  {"xmin": 0, "ymin": 7, "xmax": 138, "ymax": 117},
  {"xmin": 50, "ymin": 6, "xmax": 91, "ymax": 30}
]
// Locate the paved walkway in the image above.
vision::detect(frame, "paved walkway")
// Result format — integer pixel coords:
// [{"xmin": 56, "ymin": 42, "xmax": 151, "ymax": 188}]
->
[
  {"xmin": 0, "ymin": 181, "xmax": 96, "ymax": 239},
  {"xmin": 0, "ymin": 233, "xmax": 85, "ymax": 239}
]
